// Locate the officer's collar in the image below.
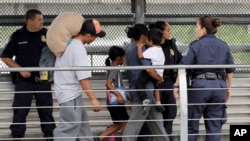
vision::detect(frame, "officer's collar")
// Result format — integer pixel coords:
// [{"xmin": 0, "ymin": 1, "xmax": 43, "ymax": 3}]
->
[{"xmin": 202, "ymin": 34, "xmax": 216, "ymax": 38}]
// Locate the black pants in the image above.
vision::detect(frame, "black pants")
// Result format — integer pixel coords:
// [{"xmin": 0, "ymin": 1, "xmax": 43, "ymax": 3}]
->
[
  {"xmin": 135, "ymin": 71, "xmax": 156, "ymax": 101},
  {"xmin": 10, "ymin": 79, "xmax": 56, "ymax": 137},
  {"xmin": 159, "ymin": 81, "xmax": 177, "ymax": 141}
]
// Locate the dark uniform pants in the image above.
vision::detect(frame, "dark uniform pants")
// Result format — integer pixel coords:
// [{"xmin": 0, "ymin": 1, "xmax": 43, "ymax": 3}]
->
[
  {"xmin": 188, "ymin": 79, "xmax": 227, "ymax": 141},
  {"xmin": 10, "ymin": 79, "xmax": 56, "ymax": 137},
  {"xmin": 159, "ymin": 81, "xmax": 177, "ymax": 141}
]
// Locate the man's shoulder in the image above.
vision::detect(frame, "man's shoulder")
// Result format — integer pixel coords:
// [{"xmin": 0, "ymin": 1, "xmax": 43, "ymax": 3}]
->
[
  {"xmin": 68, "ymin": 39, "xmax": 84, "ymax": 49},
  {"xmin": 12, "ymin": 27, "xmax": 25, "ymax": 36}
]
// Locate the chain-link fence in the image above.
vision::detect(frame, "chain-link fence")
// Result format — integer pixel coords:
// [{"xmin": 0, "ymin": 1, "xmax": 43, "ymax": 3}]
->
[{"xmin": 0, "ymin": 0, "xmax": 250, "ymax": 75}]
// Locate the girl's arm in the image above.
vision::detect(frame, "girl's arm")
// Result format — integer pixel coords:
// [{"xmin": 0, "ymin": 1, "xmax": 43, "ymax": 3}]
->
[{"xmin": 106, "ymin": 78, "xmax": 125, "ymax": 103}]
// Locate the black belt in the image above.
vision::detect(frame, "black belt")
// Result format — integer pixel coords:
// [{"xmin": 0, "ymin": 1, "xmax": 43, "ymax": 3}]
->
[{"xmin": 193, "ymin": 72, "xmax": 225, "ymax": 80}]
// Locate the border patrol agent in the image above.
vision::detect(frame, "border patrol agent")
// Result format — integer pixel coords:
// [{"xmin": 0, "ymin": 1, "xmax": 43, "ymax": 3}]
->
[
  {"xmin": 149, "ymin": 21, "xmax": 183, "ymax": 141},
  {"xmin": 1, "ymin": 9, "xmax": 55, "ymax": 140},
  {"xmin": 173, "ymin": 16, "xmax": 235, "ymax": 141}
]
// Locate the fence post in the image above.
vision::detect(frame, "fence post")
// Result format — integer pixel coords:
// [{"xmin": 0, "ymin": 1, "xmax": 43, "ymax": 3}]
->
[
  {"xmin": 134, "ymin": 0, "xmax": 145, "ymax": 23},
  {"xmin": 178, "ymin": 68, "xmax": 188, "ymax": 141}
]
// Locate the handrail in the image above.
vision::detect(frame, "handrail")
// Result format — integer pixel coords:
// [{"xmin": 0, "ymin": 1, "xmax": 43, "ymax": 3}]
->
[
  {"xmin": 0, "ymin": 64, "xmax": 249, "ymax": 141},
  {"xmin": 0, "ymin": 64, "xmax": 247, "ymax": 72}
]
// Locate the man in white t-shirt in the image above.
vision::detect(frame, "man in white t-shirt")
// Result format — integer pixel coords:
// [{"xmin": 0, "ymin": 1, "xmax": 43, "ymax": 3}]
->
[
  {"xmin": 53, "ymin": 19, "xmax": 106, "ymax": 141},
  {"xmin": 135, "ymin": 28, "xmax": 165, "ymax": 113}
]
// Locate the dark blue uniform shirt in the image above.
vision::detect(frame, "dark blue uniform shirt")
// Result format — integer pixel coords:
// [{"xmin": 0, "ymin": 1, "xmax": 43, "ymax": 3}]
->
[
  {"xmin": 2, "ymin": 25, "xmax": 47, "ymax": 67},
  {"xmin": 180, "ymin": 34, "xmax": 235, "ymax": 74}
]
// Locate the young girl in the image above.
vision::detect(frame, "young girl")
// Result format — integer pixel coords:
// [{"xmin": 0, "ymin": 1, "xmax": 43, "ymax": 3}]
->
[{"xmin": 98, "ymin": 46, "xmax": 129, "ymax": 141}]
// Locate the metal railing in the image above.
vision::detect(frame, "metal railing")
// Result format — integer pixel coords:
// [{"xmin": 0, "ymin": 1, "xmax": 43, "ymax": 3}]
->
[{"xmin": 0, "ymin": 64, "xmax": 249, "ymax": 140}]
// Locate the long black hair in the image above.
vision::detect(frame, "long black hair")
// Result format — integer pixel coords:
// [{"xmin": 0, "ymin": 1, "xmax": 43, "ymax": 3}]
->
[
  {"xmin": 148, "ymin": 21, "xmax": 167, "ymax": 32},
  {"xmin": 105, "ymin": 46, "xmax": 125, "ymax": 66}
]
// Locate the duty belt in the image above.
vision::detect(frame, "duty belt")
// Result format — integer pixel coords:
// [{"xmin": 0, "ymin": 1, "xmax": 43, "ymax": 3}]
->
[{"xmin": 193, "ymin": 72, "xmax": 226, "ymax": 80}]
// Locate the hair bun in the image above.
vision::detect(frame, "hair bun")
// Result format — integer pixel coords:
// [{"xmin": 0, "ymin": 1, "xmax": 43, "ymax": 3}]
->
[
  {"xmin": 148, "ymin": 22, "xmax": 155, "ymax": 29},
  {"xmin": 213, "ymin": 18, "xmax": 222, "ymax": 27},
  {"xmin": 125, "ymin": 26, "xmax": 134, "ymax": 38}
]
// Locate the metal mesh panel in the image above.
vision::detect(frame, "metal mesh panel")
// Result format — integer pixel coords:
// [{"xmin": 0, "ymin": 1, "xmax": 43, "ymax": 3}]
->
[
  {"xmin": 146, "ymin": 0, "xmax": 250, "ymax": 73},
  {"xmin": 0, "ymin": 0, "xmax": 250, "ymax": 76}
]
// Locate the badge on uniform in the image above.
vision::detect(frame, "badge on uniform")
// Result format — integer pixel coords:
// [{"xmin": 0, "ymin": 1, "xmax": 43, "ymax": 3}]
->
[
  {"xmin": 40, "ymin": 71, "xmax": 49, "ymax": 81},
  {"xmin": 170, "ymin": 49, "xmax": 175, "ymax": 56},
  {"xmin": 41, "ymin": 35, "xmax": 46, "ymax": 42}
]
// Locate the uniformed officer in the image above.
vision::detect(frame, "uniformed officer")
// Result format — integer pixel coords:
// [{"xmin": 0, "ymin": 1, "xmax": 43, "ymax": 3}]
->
[
  {"xmin": 149, "ymin": 21, "xmax": 182, "ymax": 141},
  {"xmin": 173, "ymin": 16, "xmax": 235, "ymax": 141},
  {"xmin": 1, "ymin": 9, "xmax": 55, "ymax": 140}
]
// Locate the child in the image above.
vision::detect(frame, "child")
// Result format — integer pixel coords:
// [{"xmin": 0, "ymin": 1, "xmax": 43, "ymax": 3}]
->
[
  {"xmin": 98, "ymin": 46, "xmax": 129, "ymax": 141},
  {"xmin": 135, "ymin": 28, "xmax": 165, "ymax": 112}
]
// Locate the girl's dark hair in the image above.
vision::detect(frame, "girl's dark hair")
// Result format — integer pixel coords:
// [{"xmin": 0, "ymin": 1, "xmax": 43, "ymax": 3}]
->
[
  {"xmin": 148, "ymin": 21, "xmax": 167, "ymax": 32},
  {"xmin": 125, "ymin": 23, "xmax": 148, "ymax": 41},
  {"xmin": 105, "ymin": 46, "xmax": 125, "ymax": 66},
  {"xmin": 198, "ymin": 16, "xmax": 222, "ymax": 34},
  {"xmin": 147, "ymin": 29, "xmax": 163, "ymax": 45}
]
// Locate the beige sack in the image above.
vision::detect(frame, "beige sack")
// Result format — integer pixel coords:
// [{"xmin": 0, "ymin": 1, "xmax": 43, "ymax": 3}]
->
[{"xmin": 46, "ymin": 12, "xmax": 85, "ymax": 56}]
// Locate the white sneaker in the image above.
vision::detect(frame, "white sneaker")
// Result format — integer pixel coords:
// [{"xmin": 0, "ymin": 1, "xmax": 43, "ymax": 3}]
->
[
  {"xmin": 143, "ymin": 99, "xmax": 150, "ymax": 114},
  {"xmin": 143, "ymin": 99, "xmax": 150, "ymax": 105}
]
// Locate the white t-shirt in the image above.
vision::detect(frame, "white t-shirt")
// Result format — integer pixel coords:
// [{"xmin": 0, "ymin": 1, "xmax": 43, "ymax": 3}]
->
[
  {"xmin": 54, "ymin": 39, "xmax": 92, "ymax": 104},
  {"xmin": 143, "ymin": 46, "xmax": 165, "ymax": 77}
]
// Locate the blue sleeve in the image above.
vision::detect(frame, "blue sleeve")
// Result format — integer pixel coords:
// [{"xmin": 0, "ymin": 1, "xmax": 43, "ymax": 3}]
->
[
  {"xmin": 180, "ymin": 45, "xmax": 196, "ymax": 65},
  {"xmin": 226, "ymin": 48, "xmax": 236, "ymax": 73},
  {"xmin": 141, "ymin": 58, "xmax": 151, "ymax": 66},
  {"xmin": 1, "ymin": 32, "xmax": 17, "ymax": 58}
]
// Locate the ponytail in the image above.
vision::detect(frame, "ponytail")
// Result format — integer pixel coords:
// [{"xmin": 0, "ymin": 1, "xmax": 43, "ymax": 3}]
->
[
  {"xmin": 105, "ymin": 57, "xmax": 111, "ymax": 66},
  {"xmin": 105, "ymin": 46, "xmax": 125, "ymax": 66}
]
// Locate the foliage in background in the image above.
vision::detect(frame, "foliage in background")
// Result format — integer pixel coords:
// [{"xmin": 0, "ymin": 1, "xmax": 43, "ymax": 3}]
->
[
  {"xmin": 171, "ymin": 25, "xmax": 250, "ymax": 44},
  {"xmin": 1, "ymin": 25, "xmax": 250, "ymax": 45},
  {"xmin": 1, "ymin": 25, "xmax": 249, "ymax": 66}
]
